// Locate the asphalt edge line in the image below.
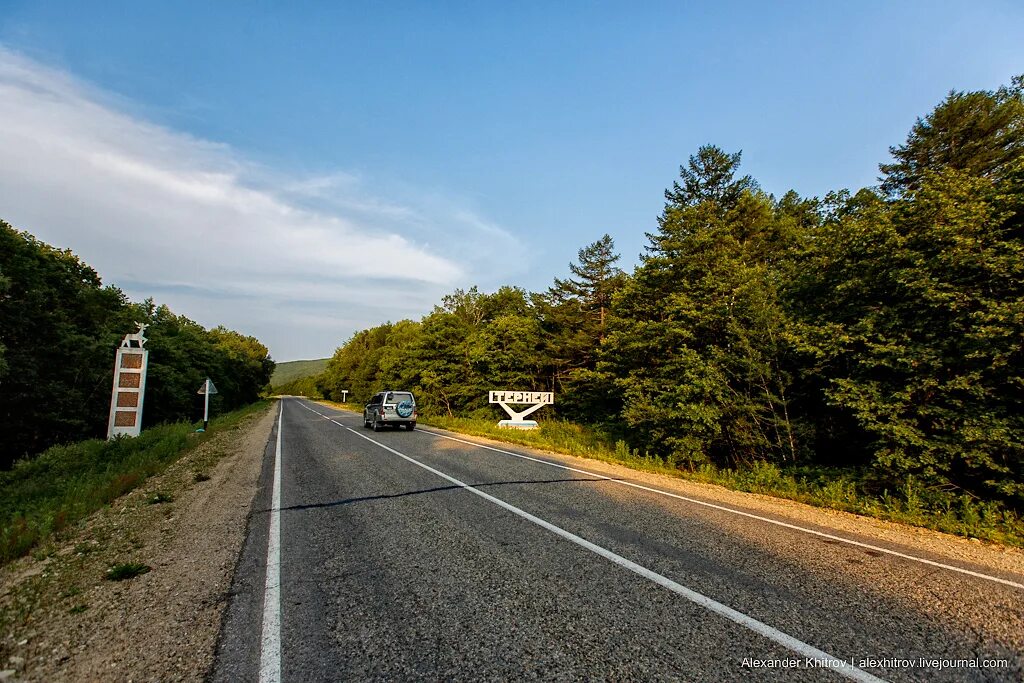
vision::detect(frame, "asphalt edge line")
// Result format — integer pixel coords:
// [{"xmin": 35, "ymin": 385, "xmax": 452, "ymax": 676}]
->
[
  {"xmin": 414, "ymin": 423, "xmax": 1024, "ymax": 591},
  {"xmin": 305, "ymin": 400, "xmax": 1023, "ymax": 590},
  {"xmin": 258, "ymin": 401, "xmax": 283, "ymax": 683},
  {"xmin": 295, "ymin": 400, "xmax": 883, "ymax": 683}
]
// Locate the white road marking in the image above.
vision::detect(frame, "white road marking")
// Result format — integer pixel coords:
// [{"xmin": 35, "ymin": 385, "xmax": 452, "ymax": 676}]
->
[
  {"xmin": 423, "ymin": 426, "xmax": 1024, "ymax": 591},
  {"xmin": 259, "ymin": 402, "xmax": 284, "ymax": 683},
  {"xmin": 335, "ymin": 417, "xmax": 884, "ymax": 683},
  {"xmin": 303, "ymin": 400, "xmax": 1024, "ymax": 591}
]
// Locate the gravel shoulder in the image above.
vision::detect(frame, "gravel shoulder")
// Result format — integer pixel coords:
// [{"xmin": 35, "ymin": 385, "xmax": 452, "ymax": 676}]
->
[{"xmin": 0, "ymin": 402, "xmax": 276, "ymax": 682}]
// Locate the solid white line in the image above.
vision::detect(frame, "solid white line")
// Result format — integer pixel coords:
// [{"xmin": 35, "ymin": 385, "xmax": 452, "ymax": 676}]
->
[
  {"xmin": 258, "ymin": 402, "xmax": 284, "ymax": 683},
  {"xmin": 414, "ymin": 427, "xmax": 1024, "ymax": 591},
  {"xmin": 339, "ymin": 422, "xmax": 884, "ymax": 683},
  {"xmin": 302, "ymin": 401, "xmax": 1023, "ymax": 591}
]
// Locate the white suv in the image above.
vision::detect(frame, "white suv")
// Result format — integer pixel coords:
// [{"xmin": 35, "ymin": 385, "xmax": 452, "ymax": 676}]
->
[{"xmin": 363, "ymin": 391, "xmax": 417, "ymax": 431}]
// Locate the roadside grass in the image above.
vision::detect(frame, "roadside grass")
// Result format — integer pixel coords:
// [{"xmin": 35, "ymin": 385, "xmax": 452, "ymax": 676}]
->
[
  {"xmin": 316, "ymin": 402, "xmax": 1024, "ymax": 547},
  {"xmin": 0, "ymin": 400, "xmax": 271, "ymax": 567},
  {"xmin": 104, "ymin": 562, "xmax": 150, "ymax": 581}
]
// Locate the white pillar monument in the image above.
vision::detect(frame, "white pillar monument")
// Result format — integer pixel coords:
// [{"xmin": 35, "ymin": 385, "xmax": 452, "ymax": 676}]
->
[{"xmin": 107, "ymin": 323, "xmax": 150, "ymax": 439}]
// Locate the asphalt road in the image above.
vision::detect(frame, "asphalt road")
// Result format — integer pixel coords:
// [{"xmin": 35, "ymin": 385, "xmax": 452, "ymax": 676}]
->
[{"xmin": 212, "ymin": 398, "xmax": 1024, "ymax": 682}]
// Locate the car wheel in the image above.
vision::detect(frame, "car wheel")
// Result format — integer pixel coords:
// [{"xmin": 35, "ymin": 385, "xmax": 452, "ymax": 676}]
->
[
  {"xmin": 362, "ymin": 412, "xmax": 370, "ymax": 428},
  {"xmin": 406, "ymin": 423, "xmax": 416, "ymax": 431},
  {"xmin": 372, "ymin": 418, "xmax": 382, "ymax": 432}
]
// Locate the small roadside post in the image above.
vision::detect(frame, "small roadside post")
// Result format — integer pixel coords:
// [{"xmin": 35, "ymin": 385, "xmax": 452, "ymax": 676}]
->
[
  {"xmin": 341, "ymin": 389, "xmax": 349, "ymax": 403},
  {"xmin": 196, "ymin": 378, "xmax": 219, "ymax": 432}
]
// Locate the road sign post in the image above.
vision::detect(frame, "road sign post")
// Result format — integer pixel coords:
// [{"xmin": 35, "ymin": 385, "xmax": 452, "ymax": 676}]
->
[
  {"xmin": 488, "ymin": 390, "xmax": 554, "ymax": 429},
  {"xmin": 197, "ymin": 378, "xmax": 219, "ymax": 431}
]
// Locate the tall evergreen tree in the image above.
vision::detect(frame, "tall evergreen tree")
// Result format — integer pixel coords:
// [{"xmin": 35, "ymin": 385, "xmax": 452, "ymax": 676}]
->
[
  {"xmin": 605, "ymin": 153, "xmax": 802, "ymax": 467},
  {"xmin": 663, "ymin": 145, "xmax": 758, "ymax": 210},
  {"xmin": 535, "ymin": 235, "xmax": 626, "ymax": 420},
  {"xmin": 548, "ymin": 234, "xmax": 624, "ymax": 335},
  {"xmin": 880, "ymin": 75, "xmax": 1024, "ymax": 197}
]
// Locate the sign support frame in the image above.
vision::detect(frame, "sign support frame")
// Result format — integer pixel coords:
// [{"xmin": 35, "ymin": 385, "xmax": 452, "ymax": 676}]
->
[
  {"xmin": 487, "ymin": 390, "xmax": 554, "ymax": 429},
  {"xmin": 197, "ymin": 378, "xmax": 219, "ymax": 432}
]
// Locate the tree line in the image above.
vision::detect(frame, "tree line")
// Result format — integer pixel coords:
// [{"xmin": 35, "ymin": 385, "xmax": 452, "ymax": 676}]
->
[
  {"xmin": 0, "ymin": 224, "xmax": 275, "ymax": 468},
  {"xmin": 305, "ymin": 76, "xmax": 1024, "ymax": 511}
]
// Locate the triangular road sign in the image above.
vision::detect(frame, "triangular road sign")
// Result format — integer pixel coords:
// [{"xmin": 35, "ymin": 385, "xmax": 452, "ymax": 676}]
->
[{"xmin": 197, "ymin": 378, "xmax": 219, "ymax": 395}]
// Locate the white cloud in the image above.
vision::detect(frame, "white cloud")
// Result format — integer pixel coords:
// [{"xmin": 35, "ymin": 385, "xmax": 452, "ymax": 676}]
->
[{"xmin": 0, "ymin": 47, "xmax": 524, "ymax": 359}]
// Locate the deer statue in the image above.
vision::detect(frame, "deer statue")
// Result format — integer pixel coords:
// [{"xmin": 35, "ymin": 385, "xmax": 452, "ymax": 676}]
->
[{"xmin": 120, "ymin": 322, "xmax": 149, "ymax": 349}]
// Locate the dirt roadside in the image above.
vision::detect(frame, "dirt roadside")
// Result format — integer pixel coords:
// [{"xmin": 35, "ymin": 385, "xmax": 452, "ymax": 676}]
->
[
  {"xmin": 4, "ymin": 397, "xmax": 1023, "ymax": 680},
  {"xmin": 0, "ymin": 402, "xmax": 276, "ymax": 682}
]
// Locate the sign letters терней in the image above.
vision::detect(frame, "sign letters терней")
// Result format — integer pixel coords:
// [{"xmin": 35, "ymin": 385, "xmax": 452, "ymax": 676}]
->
[{"xmin": 487, "ymin": 390, "xmax": 554, "ymax": 429}]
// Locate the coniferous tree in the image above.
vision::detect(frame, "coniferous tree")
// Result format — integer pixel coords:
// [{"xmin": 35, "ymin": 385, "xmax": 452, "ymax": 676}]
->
[
  {"xmin": 880, "ymin": 76, "xmax": 1024, "ymax": 197},
  {"xmin": 663, "ymin": 145, "xmax": 758, "ymax": 210},
  {"xmin": 795, "ymin": 164, "xmax": 1024, "ymax": 503},
  {"xmin": 300, "ymin": 78, "xmax": 1024, "ymax": 513},
  {"xmin": 535, "ymin": 235, "xmax": 626, "ymax": 420},
  {"xmin": 604, "ymin": 152, "xmax": 802, "ymax": 467},
  {"xmin": 549, "ymin": 234, "xmax": 624, "ymax": 336}
]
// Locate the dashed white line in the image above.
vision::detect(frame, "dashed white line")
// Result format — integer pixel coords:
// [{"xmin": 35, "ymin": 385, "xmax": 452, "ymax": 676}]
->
[{"xmin": 258, "ymin": 402, "xmax": 284, "ymax": 683}]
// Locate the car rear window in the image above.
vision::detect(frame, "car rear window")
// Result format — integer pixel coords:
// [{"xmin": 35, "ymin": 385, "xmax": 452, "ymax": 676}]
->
[{"xmin": 387, "ymin": 392, "xmax": 414, "ymax": 404}]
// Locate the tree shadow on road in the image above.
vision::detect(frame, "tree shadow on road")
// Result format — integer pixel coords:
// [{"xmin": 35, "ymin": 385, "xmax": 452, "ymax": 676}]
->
[{"xmin": 274, "ymin": 477, "xmax": 620, "ymax": 513}]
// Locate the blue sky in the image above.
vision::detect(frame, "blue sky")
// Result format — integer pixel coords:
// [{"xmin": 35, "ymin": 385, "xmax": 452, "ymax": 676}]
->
[{"xmin": 1, "ymin": 1, "xmax": 1022, "ymax": 360}]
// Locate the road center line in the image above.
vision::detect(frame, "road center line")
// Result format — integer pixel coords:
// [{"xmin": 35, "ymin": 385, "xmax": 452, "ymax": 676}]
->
[
  {"xmin": 299, "ymin": 400, "xmax": 882, "ymax": 682},
  {"xmin": 259, "ymin": 401, "xmax": 284, "ymax": 683}
]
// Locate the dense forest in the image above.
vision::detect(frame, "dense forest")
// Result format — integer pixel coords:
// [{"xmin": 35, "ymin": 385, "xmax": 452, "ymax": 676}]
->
[
  {"xmin": 0, "ymin": 224, "xmax": 275, "ymax": 468},
  {"xmin": 304, "ymin": 76, "xmax": 1024, "ymax": 512}
]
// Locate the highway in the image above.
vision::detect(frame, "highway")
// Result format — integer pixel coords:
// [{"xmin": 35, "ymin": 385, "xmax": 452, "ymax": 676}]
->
[{"xmin": 212, "ymin": 398, "xmax": 1023, "ymax": 682}]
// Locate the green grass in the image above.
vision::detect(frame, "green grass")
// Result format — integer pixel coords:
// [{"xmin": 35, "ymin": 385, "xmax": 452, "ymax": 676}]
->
[
  {"xmin": 0, "ymin": 400, "xmax": 271, "ymax": 567},
  {"xmin": 105, "ymin": 562, "xmax": 150, "ymax": 581},
  {"xmin": 414, "ymin": 413, "xmax": 1024, "ymax": 547},
  {"xmin": 270, "ymin": 358, "xmax": 329, "ymax": 388}
]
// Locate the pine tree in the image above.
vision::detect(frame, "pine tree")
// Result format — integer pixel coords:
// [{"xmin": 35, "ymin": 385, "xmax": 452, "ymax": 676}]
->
[
  {"xmin": 880, "ymin": 75, "xmax": 1024, "ymax": 197},
  {"xmin": 548, "ymin": 234, "xmax": 623, "ymax": 340},
  {"xmin": 795, "ymin": 163, "xmax": 1024, "ymax": 503},
  {"xmin": 533, "ymin": 236, "xmax": 626, "ymax": 420},
  {"xmin": 604, "ymin": 152, "xmax": 802, "ymax": 467},
  {"xmin": 663, "ymin": 145, "xmax": 758, "ymax": 210}
]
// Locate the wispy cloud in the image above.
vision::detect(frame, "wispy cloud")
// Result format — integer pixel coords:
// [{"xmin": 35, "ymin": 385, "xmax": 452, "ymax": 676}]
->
[{"xmin": 0, "ymin": 47, "xmax": 523, "ymax": 359}]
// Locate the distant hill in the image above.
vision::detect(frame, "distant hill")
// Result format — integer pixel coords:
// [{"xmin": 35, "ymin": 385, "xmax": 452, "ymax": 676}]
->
[{"xmin": 271, "ymin": 358, "xmax": 329, "ymax": 388}]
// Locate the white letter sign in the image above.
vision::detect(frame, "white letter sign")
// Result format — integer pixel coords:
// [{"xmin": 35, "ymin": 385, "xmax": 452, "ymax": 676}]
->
[{"xmin": 487, "ymin": 390, "xmax": 554, "ymax": 429}]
